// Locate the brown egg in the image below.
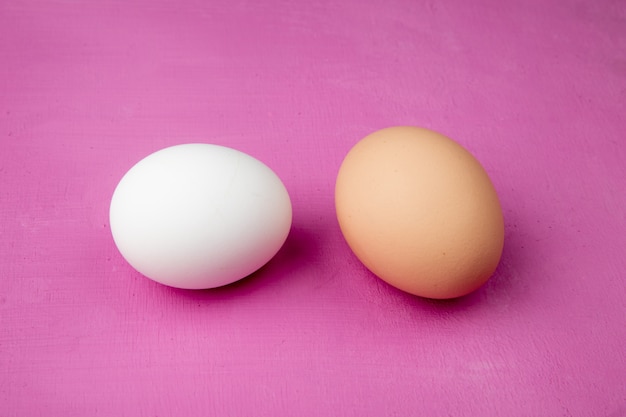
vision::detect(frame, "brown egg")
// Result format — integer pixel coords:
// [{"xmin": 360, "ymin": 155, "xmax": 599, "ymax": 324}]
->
[{"xmin": 335, "ymin": 126, "xmax": 504, "ymax": 299}]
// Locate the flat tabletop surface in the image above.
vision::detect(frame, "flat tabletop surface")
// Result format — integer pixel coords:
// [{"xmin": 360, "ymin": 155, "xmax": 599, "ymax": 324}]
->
[{"xmin": 1, "ymin": 0, "xmax": 625, "ymax": 416}]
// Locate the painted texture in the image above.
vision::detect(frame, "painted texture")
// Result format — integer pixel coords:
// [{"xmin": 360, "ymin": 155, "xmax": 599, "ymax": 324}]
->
[{"xmin": 1, "ymin": 0, "xmax": 625, "ymax": 415}]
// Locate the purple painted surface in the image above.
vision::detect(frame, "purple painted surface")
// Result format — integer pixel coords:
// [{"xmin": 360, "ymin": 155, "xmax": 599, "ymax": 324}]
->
[{"xmin": 1, "ymin": 0, "xmax": 625, "ymax": 415}]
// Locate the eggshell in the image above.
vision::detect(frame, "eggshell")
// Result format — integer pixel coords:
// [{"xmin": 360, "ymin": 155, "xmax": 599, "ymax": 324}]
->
[
  {"xmin": 110, "ymin": 143, "xmax": 292, "ymax": 289},
  {"xmin": 335, "ymin": 127, "xmax": 504, "ymax": 299}
]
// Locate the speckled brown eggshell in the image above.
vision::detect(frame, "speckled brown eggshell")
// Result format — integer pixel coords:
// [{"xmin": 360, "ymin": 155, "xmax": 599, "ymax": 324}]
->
[{"xmin": 335, "ymin": 126, "xmax": 505, "ymax": 299}]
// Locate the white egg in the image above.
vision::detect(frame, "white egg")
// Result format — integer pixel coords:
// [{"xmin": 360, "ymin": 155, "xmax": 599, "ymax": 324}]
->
[{"xmin": 109, "ymin": 143, "xmax": 292, "ymax": 289}]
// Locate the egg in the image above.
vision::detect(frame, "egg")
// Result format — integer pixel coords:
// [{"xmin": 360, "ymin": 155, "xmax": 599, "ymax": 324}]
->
[
  {"xmin": 109, "ymin": 143, "xmax": 292, "ymax": 289},
  {"xmin": 335, "ymin": 127, "xmax": 504, "ymax": 299}
]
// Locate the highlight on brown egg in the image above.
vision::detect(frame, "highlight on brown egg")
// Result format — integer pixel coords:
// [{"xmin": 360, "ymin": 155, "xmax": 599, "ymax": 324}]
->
[{"xmin": 335, "ymin": 126, "xmax": 504, "ymax": 299}]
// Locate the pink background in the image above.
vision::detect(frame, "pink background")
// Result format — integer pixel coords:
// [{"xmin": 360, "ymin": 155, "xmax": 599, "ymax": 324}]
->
[{"xmin": 1, "ymin": 0, "xmax": 625, "ymax": 415}]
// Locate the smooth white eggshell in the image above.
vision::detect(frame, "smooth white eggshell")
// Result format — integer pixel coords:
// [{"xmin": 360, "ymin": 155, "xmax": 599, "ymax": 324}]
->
[{"xmin": 109, "ymin": 143, "xmax": 292, "ymax": 289}]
